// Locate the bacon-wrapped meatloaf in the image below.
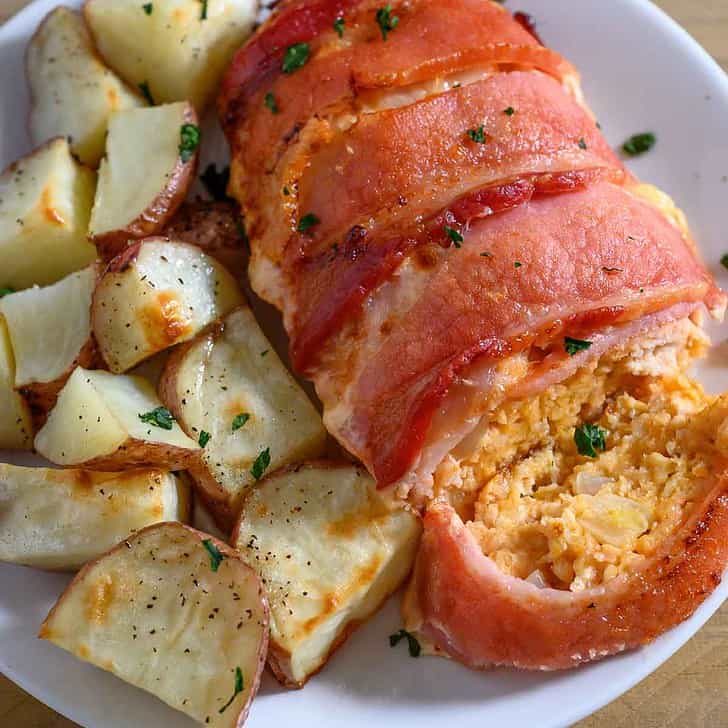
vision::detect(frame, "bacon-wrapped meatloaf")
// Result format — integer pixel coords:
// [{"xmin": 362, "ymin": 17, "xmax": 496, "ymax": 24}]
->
[{"xmin": 220, "ymin": 0, "xmax": 728, "ymax": 670}]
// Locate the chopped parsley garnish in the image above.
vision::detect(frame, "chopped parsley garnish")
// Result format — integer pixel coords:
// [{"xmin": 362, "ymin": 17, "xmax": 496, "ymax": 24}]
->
[
  {"xmin": 260, "ymin": 349, "xmax": 269, "ymax": 357},
  {"xmin": 376, "ymin": 4, "xmax": 399, "ymax": 40},
  {"xmin": 444, "ymin": 225, "xmax": 464, "ymax": 247},
  {"xmin": 142, "ymin": 3, "xmax": 153, "ymax": 14},
  {"xmin": 514, "ymin": 261, "xmax": 522, "ymax": 268},
  {"xmin": 578, "ymin": 137, "xmax": 588, "ymax": 150},
  {"xmin": 721, "ymin": 254, "xmax": 728, "ymax": 270},
  {"xmin": 198, "ymin": 430, "xmax": 211, "ymax": 448},
  {"xmin": 264, "ymin": 92, "xmax": 279, "ymax": 114},
  {"xmin": 389, "ymin": 629, "xmax": 421, "ymax": 657},
  {"xmin": 138, "ymin": 80, "xmax": 154, "ymax": 105},
  {"xmin": 138, "ymin": 407, "xmax": 175, "ymax": 430},
  {"xmin": 283, "ymin": 186, "xmax": 290, "ymax": 196},
  {"xmin": 282, "ymin": 43, "xmax": 310, "ymax": 73},
  {"xmin": 334, "ymin": 16, "xmax": 345, "ymax": 37},
  {"xmin": 199, "ymin": 0, "xmax": 208, "ymax": 20},
  {"xmin": 232, "ymin": 413, "xmax": 250, "ymax": 432},
  {"xmin": 0, "ymin": 287, "xmax": 14, "ymax": 298},
  {"xmin": 564, "ymin": 337, "xmax": 592, "ymax": 356},
  {"xmin": 467, "ymin": 125, "xmax": 486, "ymax": 144},
  {"xmin": 297, "ymin": 212, "xmax": 320, "ymax": 233},
  {"xmin": 218, "ymin": 667, "xmax": 243, "ymax": 714},
  {"xmin": 504, "ymin": 106, "xmax": 515, "ymax": 116},
  {"xmin": 574, "ymin": 423, "xmax": 608, "ymax": 458},
  {"xmin": 622, "ymin": 132, "xmax": 656, "ymax": 157},
  {"xmin": 202, "ymin": 538, "xmax": 224, "ymax": 571},
  {"xmin": 251, "ymin": 447, "xmax": 271, "ymax": 480},
  {"xmin": 200, "ymin": 164, "xmax": 230, "ymax": 200},
  {"xmin": 179, "ymin": 123, "xmax": 201, "ymax": 163}
]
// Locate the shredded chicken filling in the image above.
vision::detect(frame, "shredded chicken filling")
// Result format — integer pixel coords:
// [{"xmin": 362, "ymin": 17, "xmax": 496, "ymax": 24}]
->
[{"xmin": 433, "ymin": 319, "xmax": 722, "ymax": 591}]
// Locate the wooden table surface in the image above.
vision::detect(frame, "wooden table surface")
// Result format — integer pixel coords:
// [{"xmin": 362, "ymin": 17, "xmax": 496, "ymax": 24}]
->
[{"xmin": 1, "ymin": 0, "xmax": 728, "ymax": 726}]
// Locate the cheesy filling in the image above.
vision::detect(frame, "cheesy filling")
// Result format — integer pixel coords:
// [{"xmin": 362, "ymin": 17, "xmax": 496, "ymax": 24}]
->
[{"xmin": 433, "ymin": 319, "xmax": 724, "ymax": 591}]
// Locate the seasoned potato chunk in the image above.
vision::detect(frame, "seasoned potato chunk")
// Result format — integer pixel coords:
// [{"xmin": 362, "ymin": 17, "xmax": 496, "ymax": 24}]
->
[
  {"xmin": 89, "ymin": 103, "xmax": 199, "ymax": 259},
  {"xmin": 0, "ymin": 264, "xmax": 99, "ymax": 418},
  {"xmin": 0, "ymin": 317, "xmax": 33, "ymax": 449},
  {"xmin": 233, "ymin": 462, "xmax": 422, "ymax": 687},
  {"xmin": 34, "ymin": 367, "xmax": 199, "ymax": 470},
  {"xmin": 0, "ymin": 465, "xmax": 188, "ymax": 570},
  {"xmin": 92, "ymin": 238, "xmax": 244, "ymax": 372},
  {"xmin": 160, "ymin": 306, "xmax": 327, "ymax": 528},
  {"xmin": 27, "ymin": 7, "xmax": 144, "ymax": 167},
  {"xmin": 84, "ymin": 0, "xmax": 257, "ymax": 111},
  {"xmin": 40, "ymin": 522, "xmax": 269, "ymax": 727},
  {"xmin": 0, "ymin": 138, "xmax": 96, "ymax": 290}
]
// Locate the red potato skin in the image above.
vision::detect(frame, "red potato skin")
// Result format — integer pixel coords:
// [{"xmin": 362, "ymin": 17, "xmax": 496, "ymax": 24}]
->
[
  {"xmin": 92, "ymin": 103, "xmax": 199, "ymax": 262},
  {"xmin": 39, "ymin": 521, "xmax": 269, "ymax": 727},
  {"xmin": 77, "ymin": 438, "xmax": 199, "ymax": 473},
  {"xmin": 406, "ymin": 480, "xmax": 728, "ymax": 670},
  {"xmin": 21, "ymin": 336, "xmax": 101, "ymax": 429}
]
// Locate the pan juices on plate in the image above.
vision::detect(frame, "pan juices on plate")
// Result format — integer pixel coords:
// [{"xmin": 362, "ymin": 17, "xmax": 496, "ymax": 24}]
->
[{"xmin": 220, "ymin": 0, "xmax": 728, "ymax": 670}]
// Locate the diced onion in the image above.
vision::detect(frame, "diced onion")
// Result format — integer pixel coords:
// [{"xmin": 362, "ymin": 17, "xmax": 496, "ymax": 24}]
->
[
  {"xmin": 574, "ymin": 472, "xmax": 613, "ymax": 495},
  {"xmin": 525, "ymin": 569, "xmax": 548, "ymax": 588}
]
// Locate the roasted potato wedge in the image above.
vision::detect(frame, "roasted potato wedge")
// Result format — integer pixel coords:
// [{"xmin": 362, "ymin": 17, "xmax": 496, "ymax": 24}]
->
[
  {"xmin": 0, "ymin": 264, "xmax": 99, "ymax": 419},
  {"xmin": 83, "ymin": 0, "xmax": 257, "ymax": 112},
  {"xmin": 0, "ymin": 138, "xmax": 96, "ymax": 290},
  {"xmin": 40, "ymin": 522, "xmax": 269, "ymax": 727},
  {"xmin": 0, "ymin": 317, "xmax": 33, "ymax": 449},
  {"xmin": 0, "ymin": 464, "xmax": 188, "ymax": 570},
  {"xmin": 232, "ymin": 461, "xmax": 422, "ymax": 687},
  {"xmin": 160, "ymin": 306, "xmax": 327, "ymax": 528},
  {"xmin": 34, "ymin": 367, "xmax": 199, "ymax": 470},
  {"xmin": 92, "ymin": 238, "xmax": 244, "ymax": 372},
  {"xmin": 27, "ymin": 7, "xmax": 144, "ymax": 167},
  {"xmin": 162, "ymin": 199, "xmax": 247, "ymax": 278},
  {"xmin": 89, "ymin": 103, "xmax": 198, "ymax": 258}
]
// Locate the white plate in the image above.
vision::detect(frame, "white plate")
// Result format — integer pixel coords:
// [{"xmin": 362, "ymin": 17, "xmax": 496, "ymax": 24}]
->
[{"xmin": 2, "ymin": 1, "xmax": 728, "ymax": 727}]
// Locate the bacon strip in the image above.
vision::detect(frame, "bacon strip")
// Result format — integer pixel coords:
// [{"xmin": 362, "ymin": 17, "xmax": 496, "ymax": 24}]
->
[
  {"xmin": 318, "ymin": 182, "xmax": 719, "ymax": 485},
  {"xmin": 290, "ymin": 167, "xmax": 624, "ymax": 372},
  {"xmin": 222, "ymin": 0, "xmax": 728, "ymax": 674},
  {"xmin": 221, "ymin": 0, "xmax": 579, "ymax": 284},
  {"xmin": 294, "ymin": 71, "xmax": 619, "ymax": 257},
  {"xmin": 407, "ymin": 491, "xmax": 728, "ymax": 670},
  {"xmin": 220, "ymin": 0, "xmax": 552, "ymax": 131}
]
